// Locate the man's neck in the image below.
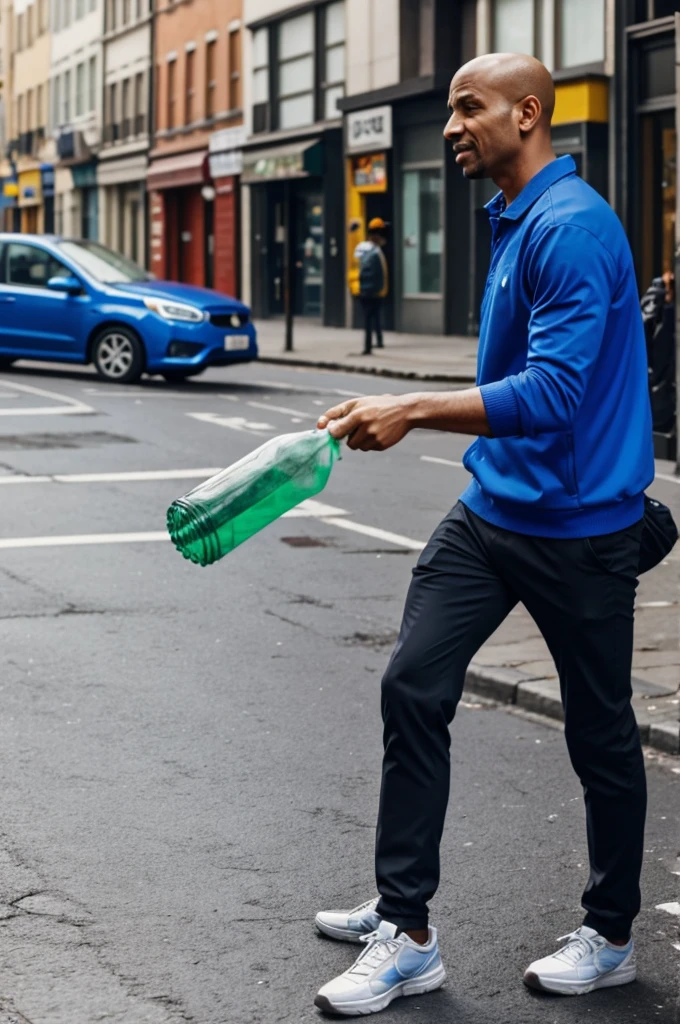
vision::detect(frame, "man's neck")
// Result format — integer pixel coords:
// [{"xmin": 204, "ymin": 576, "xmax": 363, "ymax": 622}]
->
[{"xmin": 494, "ymin": 150, "xmax": 557, "ymax": 207}]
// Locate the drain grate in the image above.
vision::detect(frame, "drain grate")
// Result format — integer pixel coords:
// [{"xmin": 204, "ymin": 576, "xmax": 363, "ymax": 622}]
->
[{"xmin": 0, "ymin": 432, "xmax": 136, "ymax": 450}]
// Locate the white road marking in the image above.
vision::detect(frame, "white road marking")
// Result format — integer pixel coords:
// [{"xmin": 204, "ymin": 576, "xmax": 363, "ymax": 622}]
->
[
  {"xmin": 0, "ymin": 468, "xmax": 225, "ymax": 486},
  {"xmin": 638, "ymin": 601, "xmax": 675, "ymax": 609},
  {"xmin": 234, "ymin": 398, "xmax": 317, "ymax": 420},
  {"xmin": 187, "ymin": 412, "xmax": 274, "ymax": 434},
  {"xmin": 421, "ymin": 455, "xmax": 466, "ymax": 470},
  {"xmin": 656, "ymin": 902, "xmax": 680, "ymax": 916},
  {"xmin": 321, "ymin": 517, "xmax": 425, "ymax": 551},
  {"xmin": 252, "ymin": 379, "xmax": 363, "ymax": 398},
  {"xmin": 0, "ymin": 379, "xmax": 94, "ymax": 416},
  {"xmin": 656, "ymin": 472, "xmax": 680, "ymax": 485},
  {"xmin": 0, "ymin": 499, "xmax": 349, "ymax": 551}
]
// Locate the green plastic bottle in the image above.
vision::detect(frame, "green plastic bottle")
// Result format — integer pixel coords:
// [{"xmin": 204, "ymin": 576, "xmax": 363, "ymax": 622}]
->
[{"xmin": 167, "ymin": 428, "xmax": 341, "ymax": 566}]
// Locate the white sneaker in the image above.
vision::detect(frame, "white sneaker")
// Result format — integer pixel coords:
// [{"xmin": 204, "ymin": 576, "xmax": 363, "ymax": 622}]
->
[
  {"xmin": 315, "ymin": 920, "xmax": 446, "ymax": 1016},
  {"xmin": 315, "ymin": 896, "xmax": 382, "ymax": 943},
  {"xmin": 523, "ymin": 925, "xmax": 636, "ymax": 996}
]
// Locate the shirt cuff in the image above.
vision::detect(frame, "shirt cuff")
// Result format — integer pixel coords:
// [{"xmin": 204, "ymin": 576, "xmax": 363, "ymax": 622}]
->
[{"xmin": 479, "ymin": 379, "xmax": 522, "ymax": 437}]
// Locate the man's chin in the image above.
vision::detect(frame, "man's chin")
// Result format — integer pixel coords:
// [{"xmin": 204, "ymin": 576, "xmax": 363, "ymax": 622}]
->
[{"xmin": 462, "ymin": 164, "xmax": 487, "ymax": 180}]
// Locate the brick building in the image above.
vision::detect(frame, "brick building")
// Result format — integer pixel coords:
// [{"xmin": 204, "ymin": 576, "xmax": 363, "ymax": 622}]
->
[{"xmin": 148, "ymin": 0, "xmax": 242, "ymax": 293}]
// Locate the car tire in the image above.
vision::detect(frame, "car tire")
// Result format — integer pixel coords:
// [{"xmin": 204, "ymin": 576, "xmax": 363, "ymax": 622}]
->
[{"xmin": 92, "ymin": 327, "xmax": 145, "ymax": 384}]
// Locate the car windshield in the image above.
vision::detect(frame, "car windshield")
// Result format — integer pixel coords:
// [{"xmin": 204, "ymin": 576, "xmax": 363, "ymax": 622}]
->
[{"xmin": 57, "ymin": 240, "xmax": 151, "ymax": 283}]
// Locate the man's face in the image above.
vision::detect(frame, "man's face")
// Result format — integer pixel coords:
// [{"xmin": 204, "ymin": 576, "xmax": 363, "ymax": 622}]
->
[{"xmin": 444, "ymin": 74, "xmax": 521, "ymax": 180}]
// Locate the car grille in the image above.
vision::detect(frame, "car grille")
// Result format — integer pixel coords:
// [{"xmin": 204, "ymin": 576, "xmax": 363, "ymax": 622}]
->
[{"xmin": 210, "ymin": 312, "xmax": 249, "ymax": 328}]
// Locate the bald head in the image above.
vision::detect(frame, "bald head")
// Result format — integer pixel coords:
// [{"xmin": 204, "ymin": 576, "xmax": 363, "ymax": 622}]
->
[
  {"xmin": 452, "ymin": 53, "xmax": 555, "ymax": 124},
  {"xmin": 444, "ymin": 53, "xmax": 557, "ymax": 186}
]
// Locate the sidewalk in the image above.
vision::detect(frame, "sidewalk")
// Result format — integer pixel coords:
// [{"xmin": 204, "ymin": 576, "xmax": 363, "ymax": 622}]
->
[
  {"xmin": 255, "ymin": 318, "xmax": 479, "ymax": 382},
  {"xmin": 255, "ymin": 317, "xmax": 679, "ymax": 755}
]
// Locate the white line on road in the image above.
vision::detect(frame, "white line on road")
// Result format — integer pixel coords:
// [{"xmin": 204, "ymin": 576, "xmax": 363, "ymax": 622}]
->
[
  {"xmin": 187, "ymin": 412, "xmax": 274, "ymax": 434},
  {"xmin": 321, "ymin": 517, "xmax": 425, "ymax": 551},
  {"xmin": 420, "ymin": 455, "xmax": 466, "ymax": 470},
  {"xmin": 230, "ymin": 398, "xmax": 317, "ymax": 420},
  {"xmin": 655, "ymin": 472, "xmax": 680, "ymax": 485},
  {"xmin": 656, "ymin": 902, "xmax": 680, "ymax": 917},
  {"xmin": 0, "ymin": 379, "xmax": 94, "ymax": 416},
  {"xmin": 252, "ymin": 379, "xmax": 363, "ymax": 398},
  {"xmin": 0, "ymin": 468, "xmax": 224, "ymax": 486}
]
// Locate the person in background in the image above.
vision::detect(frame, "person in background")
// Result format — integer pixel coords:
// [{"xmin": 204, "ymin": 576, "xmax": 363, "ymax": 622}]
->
[{"xmin": 355, "ymin": 218, "xmax": 389, "ymax": 355}]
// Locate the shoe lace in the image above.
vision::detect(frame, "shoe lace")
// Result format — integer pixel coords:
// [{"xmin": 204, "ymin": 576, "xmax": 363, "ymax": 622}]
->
[
  {"xmin": 352, "ymin": 898, "xmax": 379, "ymax": 914},
  {"xmin": 554, "ymin": 928, "xmax": 598, "ymax": 966},
  {"xmin": 348, "ymin": 931, "xmax": 400, "ymax": 978}
]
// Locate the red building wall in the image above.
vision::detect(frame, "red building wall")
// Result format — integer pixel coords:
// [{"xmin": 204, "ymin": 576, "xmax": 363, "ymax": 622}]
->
[{"xmin": 214, "ymin": 176, "xmax": 238, "ymax": 298}]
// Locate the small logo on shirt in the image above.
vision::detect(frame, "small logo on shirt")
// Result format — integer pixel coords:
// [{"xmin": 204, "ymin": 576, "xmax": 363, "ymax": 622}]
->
[{"xmin": 501, "ymin": 274, "xmax": 509, "ymax": 288}]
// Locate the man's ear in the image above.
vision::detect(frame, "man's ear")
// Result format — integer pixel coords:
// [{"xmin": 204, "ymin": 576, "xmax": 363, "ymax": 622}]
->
[{"xmin": 517, "ymin": 94, "xmax": 542, "ymax": 135}]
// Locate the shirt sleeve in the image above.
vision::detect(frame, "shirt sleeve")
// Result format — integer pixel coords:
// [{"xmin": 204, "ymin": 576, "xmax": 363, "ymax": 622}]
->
[{"xmin": 479, "ymin": 224, "xmax": 616, "ymax": 438}]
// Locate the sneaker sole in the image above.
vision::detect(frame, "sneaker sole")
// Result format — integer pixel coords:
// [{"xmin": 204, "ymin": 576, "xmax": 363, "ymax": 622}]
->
[
  {"xmin": 523, "ymin": 962, "xmax": 636, "ymax": 997},
  {"xmin": 314, "ymin": 964, "xmax": 446, "ymax": 1016},
  {"xmin": 314, "ymin": 917, "xmax": 372, "ymax": 944}
]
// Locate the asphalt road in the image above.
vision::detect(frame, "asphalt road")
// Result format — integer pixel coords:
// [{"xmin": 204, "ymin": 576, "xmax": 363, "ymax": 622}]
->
[{"xmin": 0, "ymin": 359, "xmax": 677, "ymax": 1024}]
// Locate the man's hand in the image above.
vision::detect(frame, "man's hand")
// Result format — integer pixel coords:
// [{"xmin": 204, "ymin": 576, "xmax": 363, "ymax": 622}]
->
[{"xmin": 317, "ymin": 395, "xmax": 415, "ymax": 451}]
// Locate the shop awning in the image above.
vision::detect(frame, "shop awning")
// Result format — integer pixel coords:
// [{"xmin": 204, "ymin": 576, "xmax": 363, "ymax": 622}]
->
[
  {"xmin": 241, "ymin": 139, "xmax": 323, "ymax": 184},
  {"xmin": 146, "ymin": 150, "xmax": 207, "ymax": 191}
]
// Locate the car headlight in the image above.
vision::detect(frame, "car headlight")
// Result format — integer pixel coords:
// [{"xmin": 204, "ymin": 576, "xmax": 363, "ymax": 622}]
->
[{"xmin": 144, "ymin": 297, "xmax": 206, "ymax": 323}]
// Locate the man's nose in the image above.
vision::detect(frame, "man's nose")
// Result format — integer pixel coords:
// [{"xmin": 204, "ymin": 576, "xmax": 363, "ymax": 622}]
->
[{"xmin": 443, "ymin": 113, "xmax": 463, "ymax": 140}]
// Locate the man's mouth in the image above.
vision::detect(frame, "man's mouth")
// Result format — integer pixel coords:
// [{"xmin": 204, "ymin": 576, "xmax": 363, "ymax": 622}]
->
[{"xmin": 454, "ymin": 145, "xmax": 476, "ymax": 164}]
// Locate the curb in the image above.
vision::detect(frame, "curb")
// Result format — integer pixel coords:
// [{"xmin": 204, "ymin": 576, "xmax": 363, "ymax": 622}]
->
[
  {"xmin": 258, "ymin": 355, "xmax": 475, "ymax": 384},
  {"xmin": 464, "ymin": 663, "xmax": 680, "ymax": 756}
]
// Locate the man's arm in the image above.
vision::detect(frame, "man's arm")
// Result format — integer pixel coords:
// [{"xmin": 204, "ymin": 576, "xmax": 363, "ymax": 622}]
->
[{"xmin": 317, "ymin": 388, "xmax": 491, "ymax": 451}]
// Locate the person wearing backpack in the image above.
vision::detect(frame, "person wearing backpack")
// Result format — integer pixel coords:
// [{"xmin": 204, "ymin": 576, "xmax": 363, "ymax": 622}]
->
[{"xmin": 354, "ymin": 218, "xmax": 389, "ymax": 355}]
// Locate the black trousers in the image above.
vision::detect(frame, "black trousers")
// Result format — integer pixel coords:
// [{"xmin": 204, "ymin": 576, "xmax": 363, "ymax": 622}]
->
[
  {"xmin": 361, "ymin": 296, "xmax": 383, "ymax": 352},
  {"xmin": 375, "ymin": 502, "xmax": 646, "ymax": 943}
]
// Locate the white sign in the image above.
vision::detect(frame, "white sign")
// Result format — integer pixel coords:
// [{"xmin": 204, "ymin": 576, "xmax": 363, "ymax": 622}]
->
[
  {"xmin": 210, "ymin": 151, "xmax": 244, "ymax": 178},
  {"xmin": 346, "ymin": 105, "xmax": 392, "ymax": 154},
  {"xmin": 209, "ymin": 126, "xmax": 248, "ymax": 154}
]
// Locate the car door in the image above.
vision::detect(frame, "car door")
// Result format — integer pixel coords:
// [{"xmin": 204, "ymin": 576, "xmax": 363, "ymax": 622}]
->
[{"xmin": 0, "ymin": 241, "xmax": 88, "ymax": 358}]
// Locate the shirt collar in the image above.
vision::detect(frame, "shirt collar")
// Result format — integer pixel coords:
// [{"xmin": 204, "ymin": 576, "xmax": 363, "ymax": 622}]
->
[{"xmin": 484, "ymin": 155, "xmax": 577, "ymax": 222}]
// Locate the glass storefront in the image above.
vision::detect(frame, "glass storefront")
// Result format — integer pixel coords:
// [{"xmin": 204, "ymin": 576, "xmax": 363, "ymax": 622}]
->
[
  {"xmin": 402, "ymin": 167, "xmax": 442, "ymax": 296},
  {"xmin": 640, "ymin": 111, "xmax": 676, "ymax": 285},
  {"xmin": 296, "ymin": 192, "xmax": 323, "ymax": 317}
]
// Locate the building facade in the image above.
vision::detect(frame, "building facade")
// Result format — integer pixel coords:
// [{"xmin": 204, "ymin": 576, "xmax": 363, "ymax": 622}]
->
[
  {"xmin": 149, "ymin": 0, "xmax": 243, "ymax": 292},
  {"xmin": 241, "ymin": 0, "xmax": 347, "ymax": 326},
  {"xmin": 50, "ymin": 0, "xmax": 105, "ymax": 239},
  {"xmin": 98, "ymin": 0, "xmax": 152, "ymax": 265},
  {"xmin": 5, "ymin": 0, "xmax": 53, "ymax": 233}
]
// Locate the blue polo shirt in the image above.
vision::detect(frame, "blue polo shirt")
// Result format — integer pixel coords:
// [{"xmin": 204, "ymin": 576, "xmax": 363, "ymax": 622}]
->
[{"xmin": 460, "ymin": 155, "xmax": 654, "ymax": 539}]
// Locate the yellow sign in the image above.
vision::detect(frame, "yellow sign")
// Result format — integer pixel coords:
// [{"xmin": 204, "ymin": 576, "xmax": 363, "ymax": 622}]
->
[{"xmin": 3, "ymin": 182, "xmax": 18, "ymax": 197}]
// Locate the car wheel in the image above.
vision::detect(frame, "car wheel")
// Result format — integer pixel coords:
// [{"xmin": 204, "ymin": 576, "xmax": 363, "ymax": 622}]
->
[{"xmin": 93, "ymin": 327, "xmax": 145, "ymax": 384}]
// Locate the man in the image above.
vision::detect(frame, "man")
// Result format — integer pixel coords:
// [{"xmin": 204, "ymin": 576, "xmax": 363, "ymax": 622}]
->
[
  {"xmin": 312, "ymin": 52, "xmax": 654, "ymax": 1017},
  {"xmin": 355, "ymin": 218, "xmax": 389, "ymax": 354}
]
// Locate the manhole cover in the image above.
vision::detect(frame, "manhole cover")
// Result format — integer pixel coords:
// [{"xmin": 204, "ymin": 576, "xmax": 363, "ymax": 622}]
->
[{"xmin": 0, "ymin": 432, "xmax": 136, "ymax": 450}]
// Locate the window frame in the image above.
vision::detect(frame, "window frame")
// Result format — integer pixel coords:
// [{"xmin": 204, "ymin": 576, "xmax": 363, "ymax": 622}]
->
[
  {"xmin": 228, "ymin": 27, "xmax": 241, "ymax": 112},
  {"xmin": 553, "ymin": 0, "xmax": 606, "ymax": 72},
  {"xmin": 167, "ymin": 57, "xmax": 177, "ymax": 130},
  {"xmin": 401, "ymin": 161, "xmax": 444, "ymax": 300},
  {"xmin": 185, "ymin": 48, "xmax": 195, "ymax": 124},
  {"xmin": 491, "ymin": 0, "xmax": 541, "ymax": 58},
  {"xmin": 205, "ymin": 38, "xmax": 217, "ymax": 120},
  {"xmin": 75, "ymin": 61, "xmax": 85, "ymax": 117},
  {"xmin": 251, "ymin": 1, "xmax": 345, "ymax": 135}
]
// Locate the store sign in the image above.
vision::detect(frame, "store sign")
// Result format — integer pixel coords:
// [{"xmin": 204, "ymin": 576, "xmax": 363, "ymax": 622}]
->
[
  {"xmin": 346, "ymin": 106, "xmax": 392, "ymax": 154},
  {"xmin": 209, "ymin": 126, "xmax": 245, "ymax": 178}
]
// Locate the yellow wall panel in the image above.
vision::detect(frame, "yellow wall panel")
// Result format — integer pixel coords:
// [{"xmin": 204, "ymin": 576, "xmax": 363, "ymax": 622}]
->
[{"xmin": 553, "ymin": 80, "xmax": 609, "ymax": 126}]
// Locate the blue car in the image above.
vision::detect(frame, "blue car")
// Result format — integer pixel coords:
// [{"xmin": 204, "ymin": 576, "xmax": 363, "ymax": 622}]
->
[{"xmin": 0, "ymin": 234, "xmax": 258, "ymax": 383}]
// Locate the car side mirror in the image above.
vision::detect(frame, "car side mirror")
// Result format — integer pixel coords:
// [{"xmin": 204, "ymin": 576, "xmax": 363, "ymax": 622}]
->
[{"xmin": 47, "ymin": 275, "xmax": 82, "ymax": 295}]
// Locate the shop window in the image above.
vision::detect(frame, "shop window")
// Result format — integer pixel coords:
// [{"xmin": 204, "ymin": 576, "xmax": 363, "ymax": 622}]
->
[
  {"xmin": 277, "ymin": 12, "xmax": 315, "ymax": 130},
  {"xmin": 402, "ymin": 168, "xmax": 442, "ymax": 296},
  {"xmin": 493, "ymin": 0, "xmax": 535, "ymax": 55},
  {"xmin": 557, "ymin": 0, "xmax": 604, "ymax": 69},
  {"xmin": 322, "ymin": 1, "xmax": 345, "ymax": 119}
]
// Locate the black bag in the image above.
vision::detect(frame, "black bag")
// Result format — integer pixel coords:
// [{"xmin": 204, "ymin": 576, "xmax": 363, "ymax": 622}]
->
[{"xmin": 638, "ymin": 495, "xmax": 678, "ymax": 574}]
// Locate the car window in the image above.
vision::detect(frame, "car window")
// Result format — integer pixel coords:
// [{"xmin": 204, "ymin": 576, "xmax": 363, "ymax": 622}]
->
[{"xmin": 5, "ymin": 243, "xmax": 72, "ymax": 289}]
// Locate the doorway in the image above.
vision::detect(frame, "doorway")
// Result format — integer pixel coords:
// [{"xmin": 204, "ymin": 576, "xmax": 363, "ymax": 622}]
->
[{"xmin": 639, "ymin": 108, "xmax": 676, "ymax": 288}]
